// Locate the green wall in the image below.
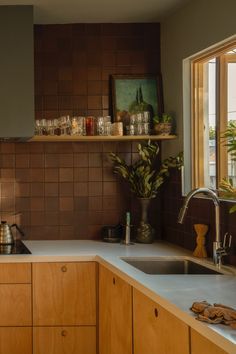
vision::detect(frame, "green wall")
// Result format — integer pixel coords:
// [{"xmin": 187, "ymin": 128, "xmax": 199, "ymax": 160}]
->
[{"xmin": 161, "ymin": 0, "xmax": 236, "ymax": 158}]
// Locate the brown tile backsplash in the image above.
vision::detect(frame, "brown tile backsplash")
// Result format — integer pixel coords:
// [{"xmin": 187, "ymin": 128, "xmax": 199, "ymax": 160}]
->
[
  {"xmin": 0, "ymin": 141, "xmax": 139, "ymax": 241},
  {"xmin": 0, "ymin": 23, "xmax": 164, "ymax": 244}
]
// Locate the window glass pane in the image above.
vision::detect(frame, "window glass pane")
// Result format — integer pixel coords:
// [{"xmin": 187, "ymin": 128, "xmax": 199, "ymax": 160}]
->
[
  {"xmin": 227, "ymin": 61, "xmax": 236, "ymax": 185},
  {"xmin": 203, "ymin": 58, "xmax": 216, "ymax": 189}
]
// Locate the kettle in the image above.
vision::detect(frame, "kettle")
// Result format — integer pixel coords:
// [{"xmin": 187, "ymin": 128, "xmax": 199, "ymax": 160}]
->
[{"xmin": 0, "ymin": 221, "xmax": 24, "ymax": 245}]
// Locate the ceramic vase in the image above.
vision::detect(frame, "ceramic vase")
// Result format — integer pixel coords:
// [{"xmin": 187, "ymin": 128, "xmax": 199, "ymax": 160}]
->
[{"xmin": 136, "ymin": 198, "xmax": 155, "ymax": 244}]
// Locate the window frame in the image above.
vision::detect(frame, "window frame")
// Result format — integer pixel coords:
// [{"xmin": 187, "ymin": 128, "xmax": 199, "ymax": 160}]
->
[{"xmin": 190, "ymin": 39, "xmax": 236, "ymax": 192}]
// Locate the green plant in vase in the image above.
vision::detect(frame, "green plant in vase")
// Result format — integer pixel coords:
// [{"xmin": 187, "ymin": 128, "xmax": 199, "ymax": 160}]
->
[{"xmin": 110, "ymin": 141, "xmax": 183, "ymax": 243}]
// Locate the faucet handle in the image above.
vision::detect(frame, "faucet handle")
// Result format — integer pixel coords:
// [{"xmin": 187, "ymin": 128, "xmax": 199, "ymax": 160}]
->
[
  {"xmin": 223, "ymin": 232, "xmax": 232, "ymax": 251},
  {"xmin": 215, "ymin": 233, "xmax": 232, "ymax": 262}
]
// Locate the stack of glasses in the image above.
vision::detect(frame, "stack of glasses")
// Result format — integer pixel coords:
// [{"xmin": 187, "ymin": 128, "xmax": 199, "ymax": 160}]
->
[{"xmin": 125, "ymin": 111, "xmax": 150, "ymax": 136}]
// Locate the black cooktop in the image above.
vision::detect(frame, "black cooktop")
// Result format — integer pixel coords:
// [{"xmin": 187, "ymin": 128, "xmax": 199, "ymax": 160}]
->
[{"xmin": 0, "ymin": 240, "xmax": 31, "ymax": 255}]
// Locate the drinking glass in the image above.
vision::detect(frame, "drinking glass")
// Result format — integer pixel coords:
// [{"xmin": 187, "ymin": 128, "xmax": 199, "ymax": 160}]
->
[
  {"xmin": 46, "ymin": 119, "xmax": 57, "ymax": 136},
  {"xmin": 130, "ymin": 114, "xmax": 136, "ymax": 125},
  {"xmin": 136, "ymin": 112, "xmax": 143, "ymax": 123},
  {"xmin": 35, "ymin": 119, "xmax": 43, "ymax": 135},
  {"xmin": 59, "ymin": 116, "xmax": 71, "ymax": 135},
  {"xmin": 78, "ymin": 116, "xmax": 86, "ymax": 135},
  {"xmin": 86, "ymin": 116, "xmax": 95, "ymax": 136},
  {"xmin": 103, "ymin": 116, "xmax": 112, "ymax": 136},
  {"xmin": 40, "ymin": 119, "xmax": 47, "ymax": 135},
  {"xmin": 97, "ymin": 117, "xmax": 105, "ymax": 136},
  {"xmin": 71, "ymin": 117, "xmax": 85, "ymax": 135},
  {"xmin": 143, "ymin": 111, "xmax": 150, "ymax": 123}
]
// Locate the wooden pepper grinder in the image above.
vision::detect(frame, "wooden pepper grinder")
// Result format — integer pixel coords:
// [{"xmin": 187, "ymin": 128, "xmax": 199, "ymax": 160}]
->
[{"xmin": 193, "ymin": 224, "xmax": 208, "ymax": 258}]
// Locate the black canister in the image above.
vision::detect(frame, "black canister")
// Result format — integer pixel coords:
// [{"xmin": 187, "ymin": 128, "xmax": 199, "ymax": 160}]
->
[{"xmin": 101, "ymin": 224, "xmax": 123, "ymax": 243}]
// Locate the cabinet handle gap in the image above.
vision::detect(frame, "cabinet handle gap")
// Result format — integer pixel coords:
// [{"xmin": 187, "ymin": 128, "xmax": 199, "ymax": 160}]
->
[{"xmin": 154, "ymin": 308, "xmax": 159, "ymax": 317}]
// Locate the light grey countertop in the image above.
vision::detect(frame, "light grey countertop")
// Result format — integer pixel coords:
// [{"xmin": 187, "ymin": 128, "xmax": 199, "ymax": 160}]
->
[{"xmin": 1, "ymin": 239, "xmax": 236, "ymax": 353}]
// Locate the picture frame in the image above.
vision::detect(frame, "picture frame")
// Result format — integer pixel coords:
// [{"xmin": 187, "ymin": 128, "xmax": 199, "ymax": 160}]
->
[{"xmin": 111, "ymin": 74, "xmax": 163, "ymax": 123}]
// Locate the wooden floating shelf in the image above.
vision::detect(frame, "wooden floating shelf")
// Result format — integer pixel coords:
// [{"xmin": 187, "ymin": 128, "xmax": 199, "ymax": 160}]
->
[{"xmin": 29, "ymin": 135, "xmax": 177, "ymax": 142}]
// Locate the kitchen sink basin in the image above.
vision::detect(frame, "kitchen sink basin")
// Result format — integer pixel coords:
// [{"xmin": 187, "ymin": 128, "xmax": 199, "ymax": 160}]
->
[{"xmin": 121, "ymin": 258, "xmax": 223, "ymax": 275}]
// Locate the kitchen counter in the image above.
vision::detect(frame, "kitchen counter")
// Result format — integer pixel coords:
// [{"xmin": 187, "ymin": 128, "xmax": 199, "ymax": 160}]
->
[{"xmin": 1, "ymin": 239, "xmax": 236, "ymax": 353}]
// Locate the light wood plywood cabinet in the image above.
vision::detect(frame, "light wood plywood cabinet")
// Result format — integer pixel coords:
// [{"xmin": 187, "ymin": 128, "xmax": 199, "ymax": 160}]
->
[
  {"xmin": 133, "ymin": 288, "xmax": 189, "ymax": 354},
  {"xmin": 32, "ymin": 262, "xmax": 97, "ymax": 354},
  {"xmin": 191, "ymin": 329, "xmax": 228, "ymax": 354},
  {"xmin": 0, "ymin": 283, "xmax": 31, "ymax": 326},
  {"xmin": 32, "ymin": 262, "xmax": 97, "ymax": 326},
  {"xmin": 33, "ymin": 326, "xmax": 96, "ymax": 354},
  {"xmin": 0, "ymin": 263, "xmax": 32, "ymax": 354},
  {"xmin": 99, "ymin": 265, "xmax": 132, "ymax": 354},
  {"xmin": 0, "ymin": 263, "xmax": 31, "ymax": 283},
  {"xmin": 0, "ymin": 327, "xmax": 32, "ymax": 354}
]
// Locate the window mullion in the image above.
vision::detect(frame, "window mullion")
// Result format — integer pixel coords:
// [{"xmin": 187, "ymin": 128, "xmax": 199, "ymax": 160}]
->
[
  {"xmin": 217, "ymin": 55, "xmax": 228, "ymax": 186},
  {"xmin": 192, "ymin": 62, "xmax": 205, "ymax": 188}
]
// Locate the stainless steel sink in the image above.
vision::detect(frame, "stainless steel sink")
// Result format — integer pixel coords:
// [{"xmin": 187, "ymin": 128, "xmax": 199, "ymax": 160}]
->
[{"xmin": 121, "ymin": 258, "xmax": 222, "ymax": 275}]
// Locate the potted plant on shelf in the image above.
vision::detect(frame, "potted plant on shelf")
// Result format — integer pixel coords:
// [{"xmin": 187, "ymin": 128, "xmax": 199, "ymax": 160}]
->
[
  {"xmin": 110, "ymin": 141, "xmax": 183, "ymax": 243},
  {"xmin": 153, "ymin": 113, "xmax": 173, "ymax": 135}
]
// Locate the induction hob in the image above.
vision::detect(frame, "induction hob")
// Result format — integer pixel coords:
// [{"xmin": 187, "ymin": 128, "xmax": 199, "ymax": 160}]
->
[{"xmin": 0, "ymin": 240, "xmax": 31, "ymax": 255}]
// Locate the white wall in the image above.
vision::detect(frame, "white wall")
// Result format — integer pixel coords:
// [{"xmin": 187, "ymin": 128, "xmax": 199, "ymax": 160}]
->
[{"xmin": 161, "ymin": 0, "xmax": 236, "ymax": 158}]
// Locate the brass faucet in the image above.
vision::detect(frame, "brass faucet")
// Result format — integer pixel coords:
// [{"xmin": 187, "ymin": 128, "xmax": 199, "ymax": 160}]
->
[{"xmin": 178, "ymin": 187, "xmax": 232, "ymax": 267}]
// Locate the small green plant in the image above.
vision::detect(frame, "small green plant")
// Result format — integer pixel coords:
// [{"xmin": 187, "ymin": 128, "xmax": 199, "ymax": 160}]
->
[
  {"xmin": 153, "ymin": 113, "xmax": 173, "ymax": 125},
  {"xmin": 110, "ymin": 141, "xmax": 183, "ymax": 199}
]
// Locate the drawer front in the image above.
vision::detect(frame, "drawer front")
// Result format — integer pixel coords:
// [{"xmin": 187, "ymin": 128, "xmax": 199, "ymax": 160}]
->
[
  {"xmin": 0, "ymin": 284, "xmax": 32, "ymax": 326},
  {"xmin": 0, "ymin": 327, "xmax": 32, "ymax": 354},
  {"xmin": 33, "ymin": 262, "xmax": 97, "ymax": 326},
  {"xmin": 0, "ymin": 263, "xmax": 31, "ymax": 283},
  {"xmin": 33, "ymin": 327, "xmax": 96, "ymax": 354},
  {"xmin": 191, "ymin": 329, "xmax": 228, "ymax": 354},
  {"xmin": 133, "ymin": 288, "xmax": 189, "ymax": 354}
]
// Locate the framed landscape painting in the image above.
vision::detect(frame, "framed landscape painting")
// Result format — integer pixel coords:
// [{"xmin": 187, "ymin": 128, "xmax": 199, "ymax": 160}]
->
[{"xmin": 111, "ymin": 74, "xmax": 163, "ymax": 122}]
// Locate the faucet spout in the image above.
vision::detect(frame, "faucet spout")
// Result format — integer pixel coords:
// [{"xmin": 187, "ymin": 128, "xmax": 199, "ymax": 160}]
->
[{"xmin": 178, "ymin": 187, "xmax": 222, "ymax": 266}]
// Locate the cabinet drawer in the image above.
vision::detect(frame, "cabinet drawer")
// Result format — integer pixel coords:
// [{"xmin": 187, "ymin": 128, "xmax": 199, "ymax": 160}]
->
[
  {"xmin": 0, "ymin": 263, "xmax": 31, "ymax": 283},
  {"xmin": 33, "ymin": 326, "xmax": 96, "ymax": 354},
  {"xmin": 0, "ymin": 327, "xmax": 32, "ymax": 354},
  {"xmin": 0, "ymin": 284, "xmax": 32, "ymax": 326},
  {"xmin": 191, "ymin": 329, "xmax": 228, "ymax": 354},
  {"xmin": 133, "ymin": 289, "xmax": 189, "ymax": 354},
  {"xmin": 33, "ymin": 262, "xmax": 97, "ymax": 325}
]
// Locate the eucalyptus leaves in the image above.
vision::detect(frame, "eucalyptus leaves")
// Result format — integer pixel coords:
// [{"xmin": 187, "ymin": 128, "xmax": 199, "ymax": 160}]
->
[
  {"xmin": 219, "ymin": 121, "xmax": 236, "ymax": 212},
  {"xmin": 222, "ymin": 121, "xmax": 236, "ymax": 159},
  {"xmin": 110, "ymin": 141, "xmax": 183, "ymax": 199}
]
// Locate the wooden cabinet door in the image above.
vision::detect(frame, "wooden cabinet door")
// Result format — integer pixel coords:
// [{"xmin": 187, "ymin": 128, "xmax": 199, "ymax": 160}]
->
[
  {"xmin": 0, "ymin": 284, "xmax": 32, "ymax": 326},
  {"xmin": 133, "ymin": 288, "xmax": 189, "ymax": 354},
  {"xmin": 191, "ymin": 329, "xmax": 228, "ymax": 354},
  {"xmin": 0, "ymin": 263, "xmax": 31, "ymax": 283},
  {"xmin": 33, "ymin": 326, "xmax": 96, "ymax": 354},
  {"xmin": 0, "ymin": 327, "xmax": 32, "ymax": 354},
  {"xmin": 32, "ymin": 262, "xmax": 96, "ymax": 326},
  {"xmin": 99, "ymin": 265, "xmax": 132, "ymax": 354}
]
